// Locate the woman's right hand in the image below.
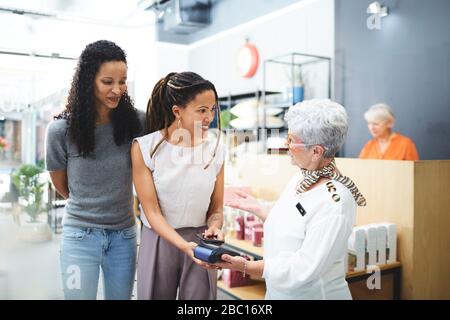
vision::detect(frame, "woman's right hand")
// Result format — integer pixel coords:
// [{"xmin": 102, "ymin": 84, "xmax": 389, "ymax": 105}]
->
[
  {"xmin": 182, "ymin": 242, "xmax": 219, "ymax": 270},
  {"xmin": 224, "ymin": 190, "xmax": 263, "ymax": 216}
]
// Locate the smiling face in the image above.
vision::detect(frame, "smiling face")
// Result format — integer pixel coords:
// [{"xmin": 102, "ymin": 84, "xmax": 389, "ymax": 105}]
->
[
  {"xmin": 93, "ymin": 60, "xmax": 127, "ymax": 112},
  {"xmin": 173, "ymin": 89, "xmax": 217, "ymax": 142}
]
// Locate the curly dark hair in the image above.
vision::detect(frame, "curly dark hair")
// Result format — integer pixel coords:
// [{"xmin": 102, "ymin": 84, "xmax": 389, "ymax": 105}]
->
[{"xmin": 55, "ymin": 40, "xmax": 142, "ymax": 157}]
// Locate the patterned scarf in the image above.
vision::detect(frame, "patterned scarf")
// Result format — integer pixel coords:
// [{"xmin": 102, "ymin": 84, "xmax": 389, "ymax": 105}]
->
[{"xmin": 296, "ymin": 159, "xmax": 367, "ymax": 206}]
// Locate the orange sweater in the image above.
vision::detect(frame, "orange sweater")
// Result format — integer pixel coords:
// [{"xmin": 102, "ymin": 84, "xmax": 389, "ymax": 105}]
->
[{"xmin": 359, "ymin": 133, "xmax": 419, "ymax": 160}]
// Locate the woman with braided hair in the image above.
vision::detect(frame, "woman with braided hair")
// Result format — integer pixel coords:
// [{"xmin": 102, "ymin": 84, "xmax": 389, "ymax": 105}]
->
[
  {"xmin": 215, "ymin": 99, "xmax": 366, "ymax": 300},
  {"xmin": 45, "ymin": 40, "xmax": 144, "ymax": 299},
  {"xmin": 132, "ymin": 72, "xmax": 225, "ymax": 300}
]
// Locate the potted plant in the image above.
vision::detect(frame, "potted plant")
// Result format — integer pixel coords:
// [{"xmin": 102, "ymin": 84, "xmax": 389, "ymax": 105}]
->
[{"xmin": 11, "ymin": 162, "xmax": 51, "ymax": 242}]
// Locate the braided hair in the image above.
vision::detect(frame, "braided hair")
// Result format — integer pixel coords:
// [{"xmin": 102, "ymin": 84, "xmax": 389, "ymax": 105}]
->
[{"xmin": 146, "ymin": 72, "xmax": 221, "ymax": 169}]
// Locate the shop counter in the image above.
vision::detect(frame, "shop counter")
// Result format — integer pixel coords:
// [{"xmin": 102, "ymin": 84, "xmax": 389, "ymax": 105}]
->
[
  {"xmin": 226, "ymin": 156, "xmax": 450, "ymax": 299},
  {"xmin": 220, "ymin": 237, "xmax": 401, "ymax": 300}
]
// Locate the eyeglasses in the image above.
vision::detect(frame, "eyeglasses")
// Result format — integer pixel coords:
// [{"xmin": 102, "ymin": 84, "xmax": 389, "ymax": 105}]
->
[
  {"xmin": 286, "ymin": 135, "xmax": 309, "ymax": 149},
  {"xmin": 285, "ymin": 134, "xmax": 329, "ymax": 151}
]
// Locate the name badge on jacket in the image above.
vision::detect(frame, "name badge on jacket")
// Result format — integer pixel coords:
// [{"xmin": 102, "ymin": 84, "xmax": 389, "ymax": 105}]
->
[{"xmin": 296, "ymin": 202, "xmax": 307, "ymax": 216}]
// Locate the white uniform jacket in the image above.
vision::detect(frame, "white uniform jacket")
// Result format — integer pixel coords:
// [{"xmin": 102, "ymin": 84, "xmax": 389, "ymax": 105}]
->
[{"xmin": 262, "ymin": 172, "xmax": 357, "ymax": 300}]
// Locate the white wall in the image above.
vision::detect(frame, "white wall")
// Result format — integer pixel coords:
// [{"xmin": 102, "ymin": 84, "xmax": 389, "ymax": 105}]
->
[
  {"xmin": 0, "ymin": 0, "xmax": 335, "ymax": 108},
  {"xmin": 154, "ymin": 42, "xmax": 190, "ymax": 76},
  {"xmin": 186, "ymin": 0, "xmax": 335, "ymax": 96},
  {"xmin": 127, "ymin": 26, "xmax": 159, "ymax": 112},
  {"xmin": 130, "ymin": 41, "xmax": 190, "ymax": 111}
]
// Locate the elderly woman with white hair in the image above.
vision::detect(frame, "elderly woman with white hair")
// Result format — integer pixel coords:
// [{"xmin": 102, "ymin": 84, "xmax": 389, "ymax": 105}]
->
[
  {"xmin": 215, "ymin": 99, "xmax": 366, "ymax": 300},
  {"xmin": 359, "ymin": 103, "xmax": 419, "ymax": 160}
]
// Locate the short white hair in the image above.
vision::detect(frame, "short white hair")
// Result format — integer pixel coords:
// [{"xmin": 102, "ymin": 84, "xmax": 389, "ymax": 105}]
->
[
  {"xmin": 285, "ymin": 99, "xmax": 348, "ymax": 158},
  {"xmin": 364, "ymin": 103, "xmax": 395, "ymax": 123}
]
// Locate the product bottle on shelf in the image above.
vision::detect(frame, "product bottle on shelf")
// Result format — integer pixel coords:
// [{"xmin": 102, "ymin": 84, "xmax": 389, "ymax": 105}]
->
[
  {"xmin": 235, "ymin": 214, "xmax": 245, "ymax": 240},
  {"xmin": 251, "ymin": 226, "xmax": 264, "ymax": 247}
]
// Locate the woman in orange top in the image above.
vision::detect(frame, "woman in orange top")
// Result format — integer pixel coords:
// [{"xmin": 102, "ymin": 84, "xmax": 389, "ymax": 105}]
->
[{"xmin": 359, "ymin": 103, "xmax": 419, "ymax": 160}]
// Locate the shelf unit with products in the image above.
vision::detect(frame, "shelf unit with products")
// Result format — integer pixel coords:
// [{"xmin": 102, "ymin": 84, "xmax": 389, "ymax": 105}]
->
[
  {"xmin": 260, "ymin": 52, "xmax": 332, "ymax": 151},
  {"xmin": 220, "ymin": 234, "xmax": 266, "ymax": 300},
  {"xmin": 218, "ymin": 90, "xmax": 281, "ymax": 130},
  {"xmin": 218, "ymin": 90, "xmax": 282, "ymax": 156},
  {"xmin": 218, "ymin": 205, "xmax": 266, "ymax": 299}
]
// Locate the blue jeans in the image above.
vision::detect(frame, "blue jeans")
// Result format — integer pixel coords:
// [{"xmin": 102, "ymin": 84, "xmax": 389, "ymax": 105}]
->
[{"xmin": 60, "ymin": 225, "xmax": 137, "ymax": 300}]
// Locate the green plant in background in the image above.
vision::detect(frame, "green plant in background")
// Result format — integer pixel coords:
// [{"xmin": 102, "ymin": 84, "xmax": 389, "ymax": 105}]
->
[
  {"xmin": 11, "ymin": 163, "xmax": 45, "ymax": 222},
  {"xmin": 220, "ymin": 109, "xmax": 237, "ymax": 129}
]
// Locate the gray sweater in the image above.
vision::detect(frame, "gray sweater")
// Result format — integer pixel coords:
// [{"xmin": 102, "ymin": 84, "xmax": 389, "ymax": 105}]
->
[{"xmin": 45, "ymin": 117, "xmax": 143, "ymax": 230}]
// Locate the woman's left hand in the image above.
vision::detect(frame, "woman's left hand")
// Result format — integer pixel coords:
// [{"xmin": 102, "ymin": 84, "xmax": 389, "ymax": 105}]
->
[{"xmin": 204, "ymin": 226, "xmax": 224, "ymax": 241}]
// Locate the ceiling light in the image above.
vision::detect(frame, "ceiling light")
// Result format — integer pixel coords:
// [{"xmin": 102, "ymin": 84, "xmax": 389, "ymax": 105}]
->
[{"xmin": 367, "ymin": 1, "xmax": 389, "ymax": 17}]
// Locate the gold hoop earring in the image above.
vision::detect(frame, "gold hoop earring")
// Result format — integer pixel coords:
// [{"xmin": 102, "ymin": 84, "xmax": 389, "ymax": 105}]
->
[{"xmin": 177, "ymin": 118, "xmax": 182, "ymax": 129}]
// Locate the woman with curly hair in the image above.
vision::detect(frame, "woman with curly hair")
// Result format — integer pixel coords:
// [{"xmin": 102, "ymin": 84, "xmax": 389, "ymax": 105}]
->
[{"xmin": 45, "ymin": 40, "xmax": 143, "ymax": 300}]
